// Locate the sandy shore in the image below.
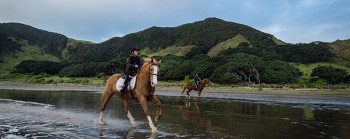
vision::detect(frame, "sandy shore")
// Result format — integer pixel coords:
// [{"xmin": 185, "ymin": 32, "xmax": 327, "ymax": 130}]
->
[{"xmin": 1, "ymin": 81, "xmax": 350, "ymax": 105}]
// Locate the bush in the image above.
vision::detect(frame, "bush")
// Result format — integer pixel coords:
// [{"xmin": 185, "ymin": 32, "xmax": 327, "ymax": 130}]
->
[
  {"xmin": 311, "ymin": 65, "xmax": 348, "ymax": 84},
  {"xmin": 14, "ymin": 60, "xmax": 67, "ymax": 75}
]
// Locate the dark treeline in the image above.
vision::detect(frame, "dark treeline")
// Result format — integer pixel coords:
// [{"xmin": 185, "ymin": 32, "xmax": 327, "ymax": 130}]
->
[
  {"xmin": 14, "ymin": 41, "xmax": 349, "ymax": 85},
  {"xmin": 220, "ymin": 42, "xmax": 335, "ymax": 63}
]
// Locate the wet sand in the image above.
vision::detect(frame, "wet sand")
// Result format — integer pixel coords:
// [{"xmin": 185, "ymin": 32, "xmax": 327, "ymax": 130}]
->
[{"xmin": 1, "ymin": 81, "xmax": 350, "ymax": 105}]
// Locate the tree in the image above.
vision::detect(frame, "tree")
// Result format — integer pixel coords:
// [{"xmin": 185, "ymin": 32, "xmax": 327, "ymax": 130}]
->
[
  {"xmin": 210, "ymin": 53, "xmax": 261, "ymax": 84},
  {"xmin": 14, "ymin": 60, "xmax": 66, "ymax": 75},
  {"xmin": 311, "ymin": 65, "xmax": 348, "ymax": 84},
  {"xmin": 257, "ymin": 60, "xmax": 302, "ymax": 84}
]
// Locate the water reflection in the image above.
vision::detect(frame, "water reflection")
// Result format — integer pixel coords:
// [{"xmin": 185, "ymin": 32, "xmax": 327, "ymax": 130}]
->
[
  {"xmin": 180, "ymin": 101, "xmax": 211, "ymax": 128},
  {"xmin": 1, "ymin": 89, "xmax": 350, "ymax": 138}
]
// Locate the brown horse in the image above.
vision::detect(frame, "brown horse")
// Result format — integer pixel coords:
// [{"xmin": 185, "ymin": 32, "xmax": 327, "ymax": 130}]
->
[
  {"xmin": 180, "ymin": 78, "xmax": 212, "ymax": 100},
  {"xmin": 99, "ymin": 58, "xmax": 162, "ymax": 133}
]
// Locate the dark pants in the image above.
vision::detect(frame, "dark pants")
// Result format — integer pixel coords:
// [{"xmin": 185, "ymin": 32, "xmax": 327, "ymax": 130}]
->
[{"xmin": 123, "ymin": 73, "xmax": 132, "ymax": 87}]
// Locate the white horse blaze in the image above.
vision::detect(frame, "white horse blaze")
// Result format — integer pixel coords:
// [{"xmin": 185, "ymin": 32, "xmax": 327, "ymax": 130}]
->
[{"xmin": 152, "ymin": 66, "xmax": 158, "ymax": 85}]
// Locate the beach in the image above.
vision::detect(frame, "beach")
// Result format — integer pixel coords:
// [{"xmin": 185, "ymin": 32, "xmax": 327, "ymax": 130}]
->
[{"xmin": 1, "ymin": 81, "xmax": 350, "ymax": 105}]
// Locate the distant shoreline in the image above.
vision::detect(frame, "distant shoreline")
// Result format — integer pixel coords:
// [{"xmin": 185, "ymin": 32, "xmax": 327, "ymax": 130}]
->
[{"xmin": 1, "ymin": 81, "xmax": 350, "ymax": 105}]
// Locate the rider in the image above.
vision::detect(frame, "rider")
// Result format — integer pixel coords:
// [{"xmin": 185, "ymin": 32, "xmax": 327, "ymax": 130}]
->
[
  {"xmin": 121, "ymin": 47, "xmax": 141, "ymax": 95},
  {"xmin": 194, "ymin": 72, "xmax": 201, "ymax": 88}
]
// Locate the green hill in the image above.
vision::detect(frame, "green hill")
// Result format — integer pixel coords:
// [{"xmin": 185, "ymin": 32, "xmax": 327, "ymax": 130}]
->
[
  {"xmin": 1, "ymin": 18, "xmax": 349, "ymax": 85},
  {"xmin": 71, "ymin": 17, "xmax": 280, "ymax": 61},
  {"xmin": 1, "ymin": 18, "xmax": 281, "ymax": 62},
  {"xmin": 329, "ymin": 39, "xmax": 350, "ymax": 66},
  {"xmin": 207, "ymin": 34, "xmax": 252, "ymax": 57}
]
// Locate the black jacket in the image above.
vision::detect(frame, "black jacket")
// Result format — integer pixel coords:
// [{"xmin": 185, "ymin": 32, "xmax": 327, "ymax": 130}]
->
[{"xmin": 125, "ymin": 55, "xmax": 140, "ymax": 74}]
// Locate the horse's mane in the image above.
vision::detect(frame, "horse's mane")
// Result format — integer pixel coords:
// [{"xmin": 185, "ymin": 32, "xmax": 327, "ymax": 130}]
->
[{"xmin": 142, "ymin": 58, "xmax": 157, "ymax": 67}]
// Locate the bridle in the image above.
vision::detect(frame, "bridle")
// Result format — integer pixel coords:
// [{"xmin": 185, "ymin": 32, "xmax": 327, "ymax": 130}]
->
[
  {"xmin": 138, "ymin": 63, "xmax": 158, "ymax": 83},
  {"xmin": 148, "ymin": 63, "xmax": 158, "ymax": 82}
]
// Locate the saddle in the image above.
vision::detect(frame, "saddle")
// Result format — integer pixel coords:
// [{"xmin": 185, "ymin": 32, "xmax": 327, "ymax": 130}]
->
[
  {"xmin": 116, "ymin": 75, "xmax": 137, "ymax": 92},
  {"xmin": 192, "ymin": 82, "xmax": 197, "ymax": 87}
]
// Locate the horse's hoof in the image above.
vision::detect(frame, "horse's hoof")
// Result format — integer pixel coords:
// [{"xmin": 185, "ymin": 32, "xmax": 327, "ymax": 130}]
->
[
  {"xmin": 155, "ymin": 115, "xmax": 161, "ymax": 122},
  {"xmin": 131, "ymin": 122, "xmax": 136, "ymax": 126},
  {"xmin": 99, "ymin": 121, "xmax": 106, "ymax": 125},
  {"xmin": 152, "ymin": 128, "xmax": 158, "ymax": 133}
]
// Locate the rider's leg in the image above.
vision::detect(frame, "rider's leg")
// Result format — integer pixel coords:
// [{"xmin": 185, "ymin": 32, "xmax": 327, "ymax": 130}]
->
[{"xmin": 121, "ymin": 73, "xmax": 130, "ymax": 95}]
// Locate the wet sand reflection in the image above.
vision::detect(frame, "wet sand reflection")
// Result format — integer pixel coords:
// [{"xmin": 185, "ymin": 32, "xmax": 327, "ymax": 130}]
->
[{"xmin": 180, "ymin": 101, "xmax": 211, "ymax": 128}]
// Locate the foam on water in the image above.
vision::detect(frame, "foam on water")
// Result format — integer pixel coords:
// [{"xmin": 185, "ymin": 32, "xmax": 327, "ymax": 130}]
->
[{"xmin": 0, "ymin": 98, "xmax": 174, "ymax": 138}]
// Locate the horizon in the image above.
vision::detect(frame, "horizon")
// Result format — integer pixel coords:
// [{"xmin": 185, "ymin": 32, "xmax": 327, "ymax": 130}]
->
[{"xmin": 1, "ymin": 0, "xmax": 350, "ymax": 43}]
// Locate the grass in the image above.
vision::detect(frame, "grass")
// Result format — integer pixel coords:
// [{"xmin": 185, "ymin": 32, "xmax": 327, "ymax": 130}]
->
[
  {"xmin": 207, "ymin": 34, "xmax": 251, "ymax": 57},
  {"xmin": 140, "ymin": 45, "xmax": 195, "ymax": 57},
  {"xmin": 0, "ymin": 44, "xmax": 60, "ymax": 77},
  {"xmin": 2, "ymin": 73, "xmax": 349, "ymax": 95},
  {"xmin": 1, "ymin": 73, "xmax": 107, "ymax": 85},
  {"xmin": 290, "ymin": 62, "xmax": 350, "ymax": 78},
  {"xmin": 272, "ymin": 36, "xmax": 286, "ymax": 45}
]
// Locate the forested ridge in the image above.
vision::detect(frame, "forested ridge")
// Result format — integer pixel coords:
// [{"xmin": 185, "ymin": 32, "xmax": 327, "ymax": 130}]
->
[{"xmin": 1, "ymin": 18, "xmax": 349, "ymax": 85}]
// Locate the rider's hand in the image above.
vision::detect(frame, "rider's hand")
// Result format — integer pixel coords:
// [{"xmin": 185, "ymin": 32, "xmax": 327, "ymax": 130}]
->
[{"xmin": 135, "ymin": 65, "xmax": 138, "ymax": 68}]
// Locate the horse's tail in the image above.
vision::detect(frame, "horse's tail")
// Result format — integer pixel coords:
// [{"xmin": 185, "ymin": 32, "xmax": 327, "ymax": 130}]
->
[{"xmin": 180, "ymin": 84, "xmax": 186, "ymax": 95}]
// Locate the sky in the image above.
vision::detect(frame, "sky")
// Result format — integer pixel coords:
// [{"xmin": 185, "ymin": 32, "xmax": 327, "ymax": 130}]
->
[{"xmin": 1, "ymin": 0, "xmax": 349, "ymax": 43}]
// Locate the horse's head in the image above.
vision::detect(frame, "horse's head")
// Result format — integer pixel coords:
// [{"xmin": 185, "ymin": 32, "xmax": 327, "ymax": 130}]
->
[
  {"xmin": 203, "ymin": 78, "xmax": 212, "ymax": 86},
  {"xmin": 143, "ymin": 58, "xmax": 162, "ymax": 87}
]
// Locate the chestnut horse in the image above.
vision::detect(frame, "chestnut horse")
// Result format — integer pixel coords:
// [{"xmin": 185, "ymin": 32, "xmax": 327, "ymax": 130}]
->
[
  {"xmin": 180, "ymin": 78, "xmax": 212, "ymax": 100},
  {"xmin": 99, "ymin": 58, "xmax": 161, "ymax": 133}
]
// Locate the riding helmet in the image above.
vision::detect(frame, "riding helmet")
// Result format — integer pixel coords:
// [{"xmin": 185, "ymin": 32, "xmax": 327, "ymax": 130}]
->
[{"xmin": 130, "ymin": 47, "xmax": 140, "ymax": 54}]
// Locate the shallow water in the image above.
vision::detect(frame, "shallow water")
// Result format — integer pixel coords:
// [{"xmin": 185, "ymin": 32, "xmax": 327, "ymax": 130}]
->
[{"xmin": 0, "ymin": 89, "xmax": 350, "ymax": 138}]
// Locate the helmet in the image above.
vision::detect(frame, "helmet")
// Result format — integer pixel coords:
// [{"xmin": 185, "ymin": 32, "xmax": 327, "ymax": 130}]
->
[{"xmin": 130, "ymin": 47, "xmax": 140, "ymax": 54}]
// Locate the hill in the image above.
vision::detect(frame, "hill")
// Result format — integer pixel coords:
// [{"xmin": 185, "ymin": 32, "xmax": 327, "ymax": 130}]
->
[
  {"xmin": 1, "ymin": 18, "xmax": 349, "ymax": 85},
  {"xmin": 0, "ymin": 23, "xmax": 67, "ymax": 57},
  {"xmin": 1, "ymin": 18, "xmax": 282, "ymax": 62},
  {"xmin": 329, "ymin": 39, "xmax": 350, "ymax": 66},
  {"xmin": 71, "ymin": 18, "xmax": 282, "ymax": 60}
]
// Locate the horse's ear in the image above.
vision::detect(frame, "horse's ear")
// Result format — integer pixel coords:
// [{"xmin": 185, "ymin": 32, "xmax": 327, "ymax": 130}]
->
[
  {"xmin": 151, "ymin": 58, "xmax": 154, "ymax": 63},
  {"xmin": 156, "ymin": 60, "xmax": 162, "ymax": 66}
]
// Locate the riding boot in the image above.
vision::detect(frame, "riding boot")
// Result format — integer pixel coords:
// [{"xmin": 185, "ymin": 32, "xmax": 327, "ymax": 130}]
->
[{"xmin": 121, "ymin": 74, "xmax": 130, "ymax": 95}]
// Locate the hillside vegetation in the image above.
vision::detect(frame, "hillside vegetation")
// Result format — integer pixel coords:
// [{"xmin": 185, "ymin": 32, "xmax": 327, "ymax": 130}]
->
[
  {"xmin": 0, "ymin": 18, "xmax": 349, "ymax": 86},
  {"xmin": 0, "ymin": 43, "xmax": 60, "ymax": 76},
  {"xmin": 329, "ymin": 39, "xmax": 350, "ymax": 66}
]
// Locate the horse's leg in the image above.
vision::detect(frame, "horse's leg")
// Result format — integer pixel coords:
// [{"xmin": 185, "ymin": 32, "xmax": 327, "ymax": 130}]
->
[
  {"xmin": 150, "ymin": 96, "xmax": 162, "ymax": 122},
  {"xmin": 139, "ymin": 96, "xmax": 158, "ymax": 132},
  {"xmin": 180, "ymin": 85, "xmax": 186, "ymax": 95},
  {"xmin": 186, "ymin": 88, "xmax": 191, "ymax": 99},
  {"xmin": 195, "ymin": 90, "xmax": 202, "ymax": 101},
  {"xmin": 99, "ymin": 89, "xmax": 113, "ymax": 125},
  {"xmin": 123, "ymin": 99, "xmax": 136, "ymax": 125}
]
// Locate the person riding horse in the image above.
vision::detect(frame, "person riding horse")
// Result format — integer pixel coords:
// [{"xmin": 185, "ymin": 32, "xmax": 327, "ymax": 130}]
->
[
  {"xmin": 194, "ymin": 72, "xmax": 201, "ymax": 88},
  {"xmin": 121, "ymin": 47, "xmax": 141, "ymax": 95}
]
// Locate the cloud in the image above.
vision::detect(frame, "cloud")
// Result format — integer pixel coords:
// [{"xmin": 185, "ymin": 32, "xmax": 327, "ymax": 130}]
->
[{"xmin": 261, "ymin": 25, "xmax": 284, "ymax": 35}]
